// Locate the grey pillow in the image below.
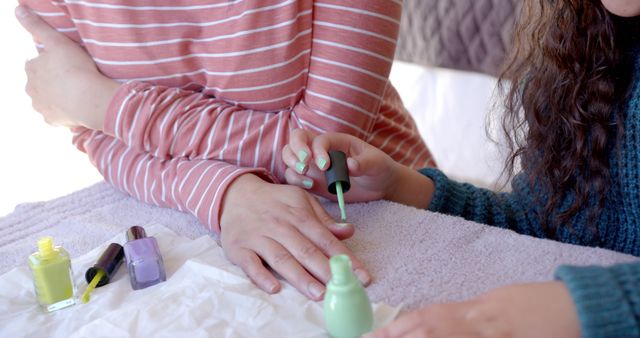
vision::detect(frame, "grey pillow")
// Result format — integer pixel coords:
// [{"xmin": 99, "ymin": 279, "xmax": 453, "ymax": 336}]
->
[{"xmin": 395, "ymin": 0, "xmax": 521, "ymax": 77}]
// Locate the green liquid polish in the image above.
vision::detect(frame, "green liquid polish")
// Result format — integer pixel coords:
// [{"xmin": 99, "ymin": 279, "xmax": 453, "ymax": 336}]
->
[{"xmin": 336, "ymin": 181, "xmax": 347, "ymax": 222}]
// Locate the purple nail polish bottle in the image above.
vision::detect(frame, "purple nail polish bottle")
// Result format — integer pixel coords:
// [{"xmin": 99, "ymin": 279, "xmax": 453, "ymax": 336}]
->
[{"xmin": 123, "ymin": 226, "xmax": 166, "ymax": 290}]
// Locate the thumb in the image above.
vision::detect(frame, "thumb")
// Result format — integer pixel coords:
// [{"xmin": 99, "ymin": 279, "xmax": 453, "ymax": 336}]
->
[{"xmin": 15, "ymin": 6, "xmax": 64, "ymax": 45}]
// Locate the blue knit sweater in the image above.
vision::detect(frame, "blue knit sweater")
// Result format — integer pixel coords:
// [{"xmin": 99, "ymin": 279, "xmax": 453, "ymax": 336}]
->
[{"xmin": 419, "ymin": 55, "xmax": 640, "ymax": 337}]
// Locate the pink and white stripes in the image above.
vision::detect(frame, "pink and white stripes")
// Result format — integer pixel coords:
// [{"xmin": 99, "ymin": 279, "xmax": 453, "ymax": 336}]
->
[{"xmin": 24, "ymin": 0, "xmax": 434, "ymax": 232}]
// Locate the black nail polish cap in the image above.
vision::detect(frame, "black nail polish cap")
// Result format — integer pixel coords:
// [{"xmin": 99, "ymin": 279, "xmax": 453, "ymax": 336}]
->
[
  {"xmin": 126, "ymin": 226, "xmax": 148, "ymax": 242},
  {"xmin": 85, "ymin": 243, "xmax": 125, "ymax": 287},
  {"xmin": 325, "ymin": 150, "xmax": 351, "ymax": 194}
]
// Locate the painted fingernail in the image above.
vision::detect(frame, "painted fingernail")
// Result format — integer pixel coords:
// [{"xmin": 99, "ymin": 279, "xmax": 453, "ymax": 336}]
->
[
  {"xmin": 317, "ymin": 157, "xmax": 328, "ymax": 170},
  {"xmin": 303, "ymin": 179, "xmax": 313, "ymax": 189},
  {"xmin": 355, "ymin": 268, "xmax": 371, "ymax": 285},
  {"xmin": 309, "ymin": 282, "xmax": 325, "ymax": 299},
  {"xmin": 297, "ymin": 150, "xmax": 309, "ymax": 163},
  {"xmin": 336, "ymin": 222, "xmax": 351, "ymax": 227},
  {"xmin": 295, "ymin": 162, "xmax": 308, "ymax": 174}
]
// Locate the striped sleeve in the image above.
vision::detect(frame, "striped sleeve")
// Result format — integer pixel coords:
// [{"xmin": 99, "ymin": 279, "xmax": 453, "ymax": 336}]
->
[
  {"xmin": 100, "ymin": 0, "xmax": 402, "ymax": 176},
  {"xmin": 294, "ymin": 0, "xmax": 401, "ymax": 137},
  {"xmin": 72, "ymin": 127, "xmax": 277, "ymax": 232}
]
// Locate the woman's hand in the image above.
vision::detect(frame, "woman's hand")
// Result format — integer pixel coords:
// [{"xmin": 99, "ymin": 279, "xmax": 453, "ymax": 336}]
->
[
  {"xmin": 16, "ymin": 6, "xmax": 117, "ymax": 130},
  {"xmin": 367, "ymin": 281, "xmax": 581, "ymax": 338},
  {"xmin": 282, "ymin": 129, "xmax": 434, "ymax": 209},
  {"xmin": 282, "ymin": 129, "xmax": 401, "ymax": 201},
  {"xmin": 219, "ymin": 173, "xmax": 371, "ymax": 300}
]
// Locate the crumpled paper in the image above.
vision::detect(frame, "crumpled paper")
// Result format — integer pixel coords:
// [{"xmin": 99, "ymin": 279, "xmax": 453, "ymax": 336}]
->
[{"xmin": 0, "ymin": 224, "xmax": 400, "ymax": 337}]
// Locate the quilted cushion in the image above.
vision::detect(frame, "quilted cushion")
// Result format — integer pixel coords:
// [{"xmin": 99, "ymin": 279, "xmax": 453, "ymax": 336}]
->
[{"xmin": 395, "ymin": 0, "xmax": 521, "ymax": 77}]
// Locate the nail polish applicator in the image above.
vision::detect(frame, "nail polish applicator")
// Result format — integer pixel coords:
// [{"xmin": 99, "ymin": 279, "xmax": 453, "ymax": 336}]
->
[
  {"xmin": 82, "ymin": 243, "xmax": 125, "ymax": 303},
  {"xmin": 324, "ymin": 151, "xmax": 351, "ymax": 222}
]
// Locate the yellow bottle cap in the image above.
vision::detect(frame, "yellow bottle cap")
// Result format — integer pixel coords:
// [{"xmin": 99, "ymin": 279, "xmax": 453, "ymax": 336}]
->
[{"xmin": 37, "ymin": 236, "xmax": 55, "ymax": 259}]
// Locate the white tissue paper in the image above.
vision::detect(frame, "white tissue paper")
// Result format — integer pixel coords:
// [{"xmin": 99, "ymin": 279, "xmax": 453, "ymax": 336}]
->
[{"xmin": 0, "ymin": 224, "xmax": 400, "ymax": 337}]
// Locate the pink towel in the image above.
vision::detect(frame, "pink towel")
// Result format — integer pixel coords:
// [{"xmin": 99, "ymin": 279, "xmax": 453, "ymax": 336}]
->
[{"xmin": 1, "ymin": 183, "xmax": 636, "ymax": 310}]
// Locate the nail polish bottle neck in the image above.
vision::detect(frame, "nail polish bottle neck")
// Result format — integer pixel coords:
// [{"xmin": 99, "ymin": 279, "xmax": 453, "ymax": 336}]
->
[{"xmin": 329, "ymin": 255, "xmax": 357, "ymax": 286}]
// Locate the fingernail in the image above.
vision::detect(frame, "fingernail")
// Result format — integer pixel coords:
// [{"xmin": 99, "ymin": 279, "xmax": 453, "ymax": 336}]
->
[
  {"xmin": 297, "ymin": 150, "xmax": 309, "ymax": 163},
  {"xmin": 303, "ymin": 179, "xmax": 313, "ymax": 189},
  {"xmin": 355, "ymin": 268, "xmax": 371, "ymax": 285},
  {"xmin": 336, "ymin": 222, "xmax": 351, "ymax": 227},
  {"xmin": 309, "ymin": 283, "xmax": 325, "ymax": 299},
  {"xmin": 265, "ymin": 280, "xmax": 279, "ymax": 293},
  {"xmin": 15, "ymin": 6, "xmax": 30, "ymax": 18},
  {"xmin": 316, "ymin": 157, "xmax": 328, "ymax": 170},
  {"xmin": 295, "ymin": 162, "xmax": 308, "ymax": 174}
]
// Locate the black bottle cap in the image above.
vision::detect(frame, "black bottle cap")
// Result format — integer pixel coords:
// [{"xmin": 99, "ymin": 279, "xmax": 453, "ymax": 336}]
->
[
  {"xmin": 85, "ymin": 243, "xmax": 125, "ymax": 287},
  {"xmin": 324, "ymin": 150, "xmax": 351, "ymax": 194},
  {"xmin": 126, "ymin": 226, "xmax": 147, "ymax": 242}
]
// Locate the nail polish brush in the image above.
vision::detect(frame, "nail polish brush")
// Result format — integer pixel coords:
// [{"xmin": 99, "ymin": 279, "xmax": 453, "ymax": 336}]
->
[
  {"xmin": 82, "ymin": 243, "xmax": 125, "ymax": 303},
  {"xmin": 324, "ymin": 150, "xmax": 351, "ymax": 222}
]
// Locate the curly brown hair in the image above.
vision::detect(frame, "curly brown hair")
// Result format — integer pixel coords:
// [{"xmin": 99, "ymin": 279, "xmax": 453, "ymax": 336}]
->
[{"xmin": 497, "ymin": 0, "xmax": 637, "ymax": 237}]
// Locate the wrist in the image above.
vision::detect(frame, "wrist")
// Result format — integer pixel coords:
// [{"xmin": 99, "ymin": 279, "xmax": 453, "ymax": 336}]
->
[
  {"xmin": 79, "ymin": 73, "xmax": 119, "ymax": 131},
  {"xmin": 220, "ymin": 173, "xmax": 264, "ymax": 227},
  {"xmin": 385, "ymin": 163, "xmax": 434, "ymax": 209}
]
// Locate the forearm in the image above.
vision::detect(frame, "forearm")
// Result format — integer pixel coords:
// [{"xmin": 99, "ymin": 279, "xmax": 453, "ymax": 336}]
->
[
  {"xmin": 418, "ymin": 168, "xmax": 546, "ymax": 237},
  {"xmin": 74, "ymin": 75, "xmax": 118, "ymax": 130},
  {"xmin": 385, "ymin": 163, "xmax": 434, "ymax": 209},
  {"xmin": 72, "ymin": 129, "xmax": 278, "ymax": 232}
]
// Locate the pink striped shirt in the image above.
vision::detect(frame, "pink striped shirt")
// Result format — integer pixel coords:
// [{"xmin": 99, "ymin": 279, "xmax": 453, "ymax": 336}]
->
[{"xmin": 23, "ymin": 0, "xmax": 434, "ymax": 232}]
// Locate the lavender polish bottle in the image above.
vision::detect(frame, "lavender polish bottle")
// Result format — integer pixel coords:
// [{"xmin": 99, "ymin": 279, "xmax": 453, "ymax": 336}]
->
[{"xmin": 123, "ymin": 226, "xmax": 166, "ymax": 290}]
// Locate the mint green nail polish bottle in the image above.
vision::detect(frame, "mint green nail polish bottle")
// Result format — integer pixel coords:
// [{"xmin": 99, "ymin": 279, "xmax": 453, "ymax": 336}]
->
[{"xmin": 324, "ymin": 255, "xmax": 373, "ymax": 338}]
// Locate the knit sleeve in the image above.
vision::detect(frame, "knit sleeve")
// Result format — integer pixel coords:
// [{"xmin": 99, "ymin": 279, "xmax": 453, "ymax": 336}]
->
[
  {"xmin": 418, "ymin": 167, "xmax": 547, "ymax": 238},
  {"xmin": 555, "ymin": 262, "xmax": 640, "ymax": 338}
]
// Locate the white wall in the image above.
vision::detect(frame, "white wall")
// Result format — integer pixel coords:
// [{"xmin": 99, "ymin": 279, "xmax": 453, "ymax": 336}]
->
[{"xmin": 0, "ymin": 3, "xmax": 102, "ymax": 216}]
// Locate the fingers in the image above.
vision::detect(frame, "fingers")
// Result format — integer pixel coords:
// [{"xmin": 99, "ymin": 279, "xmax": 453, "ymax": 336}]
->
[
  {"xmin": 283, "ymin": 144, "xmax": 308, "ymax": 176},
  {"xmin": 15, "ymin": 6, "xmax": 65, "ymax": 46},
  {"xmin": 301, "ymin": 195, "xmax": 371, "ymax": 286},
  {"xmin": 311, "ymin": 132, "xmax": 366, "ymax": 172},
  {"xmin": 289, "ymin": 128, "xmax": 313, "ymax": 166},
  {"xmin": 267, "ymin": 222, "xmax": 331, "ymax": 284},
  {"xmin": 226, "ymin": 248, "xmax": 281, "ymax": 294},
  {"xmin": 285, "ymin": 167, "xmax": 315, "ymax": 190},
  {"xmin": 370, "ymin": 309, "xmax": 429, "ymax": 338},
  {"xmin": 259, "ymin": 238, "xmax": 326, "ymax": 300},
  {"xmin": 306, "ymin": 193, "xmax": 353, "ymax": 239},
  {"xmin": 368, "ymin": 303, "xmax": 477, "ymax": 338},
  {"xmin": 282, "ymin": 129, "xmax": 312, "ymax": 175}
]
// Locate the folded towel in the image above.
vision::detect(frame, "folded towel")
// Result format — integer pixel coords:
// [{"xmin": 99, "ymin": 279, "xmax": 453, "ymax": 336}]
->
[{"xmin": 1, "ymin": 182, "xmax": 636, "ymax": 310}]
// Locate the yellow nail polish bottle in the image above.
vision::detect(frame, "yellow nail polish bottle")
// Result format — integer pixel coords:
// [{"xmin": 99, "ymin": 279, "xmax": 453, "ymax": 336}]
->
[{"xmin": 28, "ymin": 236, "xmax": 76, "ymax": 312}]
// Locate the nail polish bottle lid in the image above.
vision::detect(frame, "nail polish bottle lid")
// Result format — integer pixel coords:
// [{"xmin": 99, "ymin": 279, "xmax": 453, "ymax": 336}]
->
[
  {"xmin": 325, "ymin": 151, "xmax": 351, "ymax": 194},
  {"xmin": 126, "ymin": 226, "xmax": 148, "ymax": 242},
  {"xmin": 37, "ymin": 236, "xmax": 57, "ymax": 259},
  {"xmin": 85, "ymin": 243, "xmax": 125, "ymax": 287}
]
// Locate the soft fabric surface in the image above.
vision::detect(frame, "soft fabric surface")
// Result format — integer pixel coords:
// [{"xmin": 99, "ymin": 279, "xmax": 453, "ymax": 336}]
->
[
  {"xmin": 1, "ymin": 183, "xmax": 636, "ymax": 310},
  {"xmin": 0, "ymin": 225, "xmax": 400, "ymax": 337},
  {"xmin": 395, "ymin": 0, "xmax": 521, "ymax": 76}
]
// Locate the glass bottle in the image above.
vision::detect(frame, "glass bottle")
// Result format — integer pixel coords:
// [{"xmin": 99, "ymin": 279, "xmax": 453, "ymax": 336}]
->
[
  {"xmin": 28, "ymin": 236, "xmax": 76, "ymax": 312},
  {"xmin": 123, "ymin": 226, "xmax": 166, "ymax": 290}
]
